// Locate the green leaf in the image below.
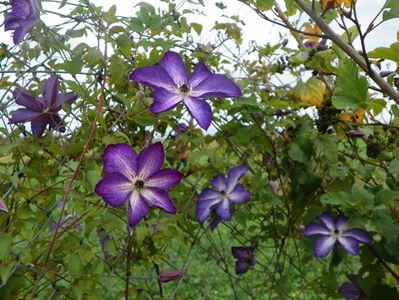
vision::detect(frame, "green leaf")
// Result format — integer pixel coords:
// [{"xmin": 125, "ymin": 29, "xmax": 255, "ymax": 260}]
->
[
  {"xmin": 68, "ymin": 253, "xmax": 84, "ymax": 277},
  {"xmin": 368, "ymin": 43, "xmax": 399, "ymax": 64},
  {"xmin": 0, "ymin": 235, "xmax": 12, "ymax": 260},
  {"xmin": 375, "ymin": 190, "xmax": 399, "ymax": 205},
  {"xmin": 191, "ymin": 22, "xmax": 203, "ymax": 35},
  {"xmin": 256, "ymin": 0, "xmax": 274, "ymax": 10},
  {"xmin": 332, "ymin": 60, "xmax": 368, "ymax": 109},
  {"xmin": 383, "ymin": 0, "xmax": 399, "ymax": 20},
  {"xmin": 288, "ymin": 143, "xmax": 308, "ymax": 163}
]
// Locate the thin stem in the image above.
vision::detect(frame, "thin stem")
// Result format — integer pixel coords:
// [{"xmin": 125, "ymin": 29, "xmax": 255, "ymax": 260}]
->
[
  {"xmin": 125, "ymin": 231, "xmax": 135, "ymax": 300},
  {"xmin": 154, "ymin": 263, "xmax": 163, "ymax": 298}
]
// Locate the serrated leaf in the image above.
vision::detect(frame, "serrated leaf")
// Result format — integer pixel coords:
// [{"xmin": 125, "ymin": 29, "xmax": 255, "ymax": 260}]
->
[
  {"xmin": 332, "ymin": 60, "xmax": 368, "ymax": 109},
  {"xmin": 368, "ymin": 43, "xmax": 399, "ymax": 64}
]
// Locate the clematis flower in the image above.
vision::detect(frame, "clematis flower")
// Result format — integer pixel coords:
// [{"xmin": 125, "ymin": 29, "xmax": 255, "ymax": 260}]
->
[
  {"xmin": 338, "ymin": 274, "xmax": 367, "ymax": 300},
  {"xmin": 303, "ymin": 212, "xmax": 372, "ymax": 258},
  {"xmin": 231, "ymin": 246, "xmax": 256, "ymax": 275},
  {"xmin": 10, "ymin": 75, "xmax": 78, "ymax": 137},
  {"xmin": 159, "ymin": 268, "xmax": 187, "ymax": 283},
  {"xmin": 196, "ymin": 165, "xmax": 250, "ymax": 227},
  {"xmin": 4, "ymin": 0, "xmax": 40, "ymax": 44},
  {"xmin": 95, "ymin": 143, "xmax": 183, "ymax": 227},
  {"xmin": 129, "ymin": 51, "xmax": 242, "ymax": 130}
]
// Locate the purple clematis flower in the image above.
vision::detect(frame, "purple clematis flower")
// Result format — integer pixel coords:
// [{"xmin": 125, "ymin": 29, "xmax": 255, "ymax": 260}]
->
[
  {"xmin": 338, "ymin": 274, "xmax": 367, "ymax": 300},
  {"xmin": 196, "ymin": 165, "xmax": 250, "ymax": 227},
  {"xmin": 95, "ymin": 142, "xmax": 183, "ymax": 227},
  {"xmin": 4, "ymin": 0, "xmax": 40, "ymax": 44},
  {"xmin": 129, "ymin": 51, "xmax": 242, "ymax": 130},
  {"xmin": 303, "ymin": 212, "xmax": 372, "ymax": 258},
  {"xmin": 231, "ymin": 246, "xmax": 256, "ymax": 275},
  {"xmin": 10, "ymin": 75, "xmax": 78, "ymax": 137}
]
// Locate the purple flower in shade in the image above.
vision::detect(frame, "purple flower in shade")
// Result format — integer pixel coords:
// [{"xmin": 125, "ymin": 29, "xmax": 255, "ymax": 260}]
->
[
  {"xmin": 303, "ymin": 212, "xmax": 372, "ymax": 258},
  {"xmin": 338, "ymin": 275, "xmax": 367, "ymax": 300},
  {"xmin": 94, "ymin": 142, "xmax": 183, "ymax": 227},
  {"xmin": 96, "ymin": 229, "xmax": 111, "ymax": 260},
  {"xmin": 10, "ymin": 75, "xmax": 78, "ymax": 137},
  {"xmin": 0, "ymin": 198, "xmax": 9, "ymax": 213},
  {"xmin": 159, "ymin": 268, "xmax": 187, "ymax": 283},
  {"xmin": 196, "ymin": 165, "xmax": 250, "ymax": 227},
  {"xmin": 129, "ymin": 51, "xmax": 242, "ymax": 130},
  {"xmin": 4, "ymin": 0, "xmax": 40, "ymax": 44},
  {"xmin": 49, "ymin": 215, "xmax": 81, "ymax": 232},
  {"xmin": 231, "ymin": 246, "xmax": 256, "ymax": 275}
]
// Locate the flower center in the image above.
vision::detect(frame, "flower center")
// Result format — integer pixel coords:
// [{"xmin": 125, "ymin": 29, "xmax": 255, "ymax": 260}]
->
[
  {"xmin": 333, "ymin": 229, "xmax": 340, "ymax": 236},
  {"xmin": 220, "ymin": 190, "xmax": 226, "ymax": 195},
  {"xmin": 134, "ymin": 180, "xmax": 145, "ymax": 190},
  {"xmin": 179, "ymin": 84, "xmax": 190, "ymax": 95}
]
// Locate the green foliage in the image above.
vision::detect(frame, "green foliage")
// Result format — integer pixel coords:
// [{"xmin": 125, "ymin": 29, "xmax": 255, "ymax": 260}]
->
[{"xmin": 1, "ymin": 0, "xmax": 399, "ymax": 299}]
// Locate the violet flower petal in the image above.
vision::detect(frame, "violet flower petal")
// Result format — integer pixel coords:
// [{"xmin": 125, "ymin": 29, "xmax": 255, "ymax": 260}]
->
[
  {"xmin": 137, "ymin": 142, "xmax": 164, "ymax": 179},
  {"xmin": 31, "ymin": 115, "xmax": 50, "ymax": 136},
  {"xmin": 335, "ymin": 215, "xmax": 348, "ymax": 231},
  {"xmin": 228, "ymin": 184, "xmax": 250, "ymax": 203},
  {"xmin": 337, "ymin": 236, "xmax": 359, "ymax": 255},
  {"xmin": 159, "ymin": 51, "xmax": 188, "ymax": 86},
  {"xmin": 191, "ymin": 74, "xmax": 242, "ymax": 98},
  {"xmin": 43, "ymin": 75, "xmax": 59, "ymax": 107},
  {"xmin": 127, "ymin": 191, "xmax": 150, "ymax": 227},
  {"xmin": 303, "ymin": 223, "xmax": 330, "ymax": 236},
  {"xmin": 48, "ymin": 114, "xmax": 64, "ymax": 131},
  {"xmin": 94, "ymin": 173, "xmax": 132, "ymax": 207},
  {"xmin": 196, "ymin": 188, "xmax": 221, "ymax": 223},
  {"xmin": 10, "ymin": 108, "xmax": 42, "ymax": 123},
  {"xmin": 129, "ymin": 66, "xmax": 175, "ymax": 91},
  {"xmin": 53, "ymin": 93, "xmax": 78, "ymax": 111},
  {"xmin": 231, "ymin": 247, "xmax": 253, "ymax": 260},
  {"xmin": 188, "ymin": 63, "xmax": 212, "ymax": 87},
  {"xmin": 235, "ymin": 261, "xmax": 250, "ymax": 275},
  {"xmin": 342, "ymin": 229, "xmax": 372, "ymax": 244},
  {"xmin": 314, "ymin": 235, "xmax": 336, "ymax": 257},
  {"xmin": 338, "ymin": 282, "xmax": 361, "ymax": 299},
  {"xmin": 318, "ymin": 212, "xmax": 335, "ymax": 230},
  {"xmin": 103, "ymin": 144, "xmax": 137, "ymax": 180},
  {"xmin": 141, "ymin": 187, "xmax": 176, "ymax": 214},
  {"xmin": 146, "ymin": 169, "xmax": 183, "ymax": 190},
  {"xmin": 226, "ymin": 165, "xmax": 248, "ymax": 193},
  {"xmin": 13, "ymin": 88, "xmax": 44, "ymax": 112},
  {"xmin": 216, "ymin": 198, "xmax": 233, "ymax": 221},
  {"xmin": 211, "ymin": 174, "xmax": 227, "ymax": 192},
  {"xmin": 150, "ymin": 88, "xmax": 183, "ymax": 114},
  {"xmin": 183, "ymin": 97, "xmax": 212, "ymax": 130}
]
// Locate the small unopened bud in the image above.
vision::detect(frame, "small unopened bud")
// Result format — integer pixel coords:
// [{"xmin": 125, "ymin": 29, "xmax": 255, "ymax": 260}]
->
[
  {"xmin": 159, "ymin": 268, "xmax": 187, "ymax": 283},
  {"xmin": 0, "ymin": 198, "xmax": 8, "ymax": 213},
  {"xmin": 136, "ymin": 90, "xmax": 145, "ymax": 104},
  {"xmin": 269, "ymin": 180, "xmax": 279, "ymax": 195},
  {"xmin": 347, "ymin": 130, "xmax": 366, "ymax": 138}
]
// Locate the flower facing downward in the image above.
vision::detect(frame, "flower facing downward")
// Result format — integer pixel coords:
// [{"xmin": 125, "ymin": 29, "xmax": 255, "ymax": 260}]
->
[
  {"xmin": 95, "ymin": 143, "xmax": 183, "ymax": 227},
  {"xmin": 338, "ymin": 274, "xmax": 367, "ymax": 300},
  {"xmin": 196, "ymin": 165, "xmax": 250, "ymax": 228},
  {"xmin": 231, "ymin": 246, "xmax": 256, "ymax": 275},
  {"xmin": 10, "ymin": 75, "xmax": 78, "ymax": 137},
  {"xmin": 129, "ymin": 51, "xmax": 242, "ymax": 130},
  {"xmin": 4, "ymin": 0, "xmax": 40, "ymax": 44},
  {"xmin": 303, "ymin": 212, "xmax": 372, "ymax": 258}
]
